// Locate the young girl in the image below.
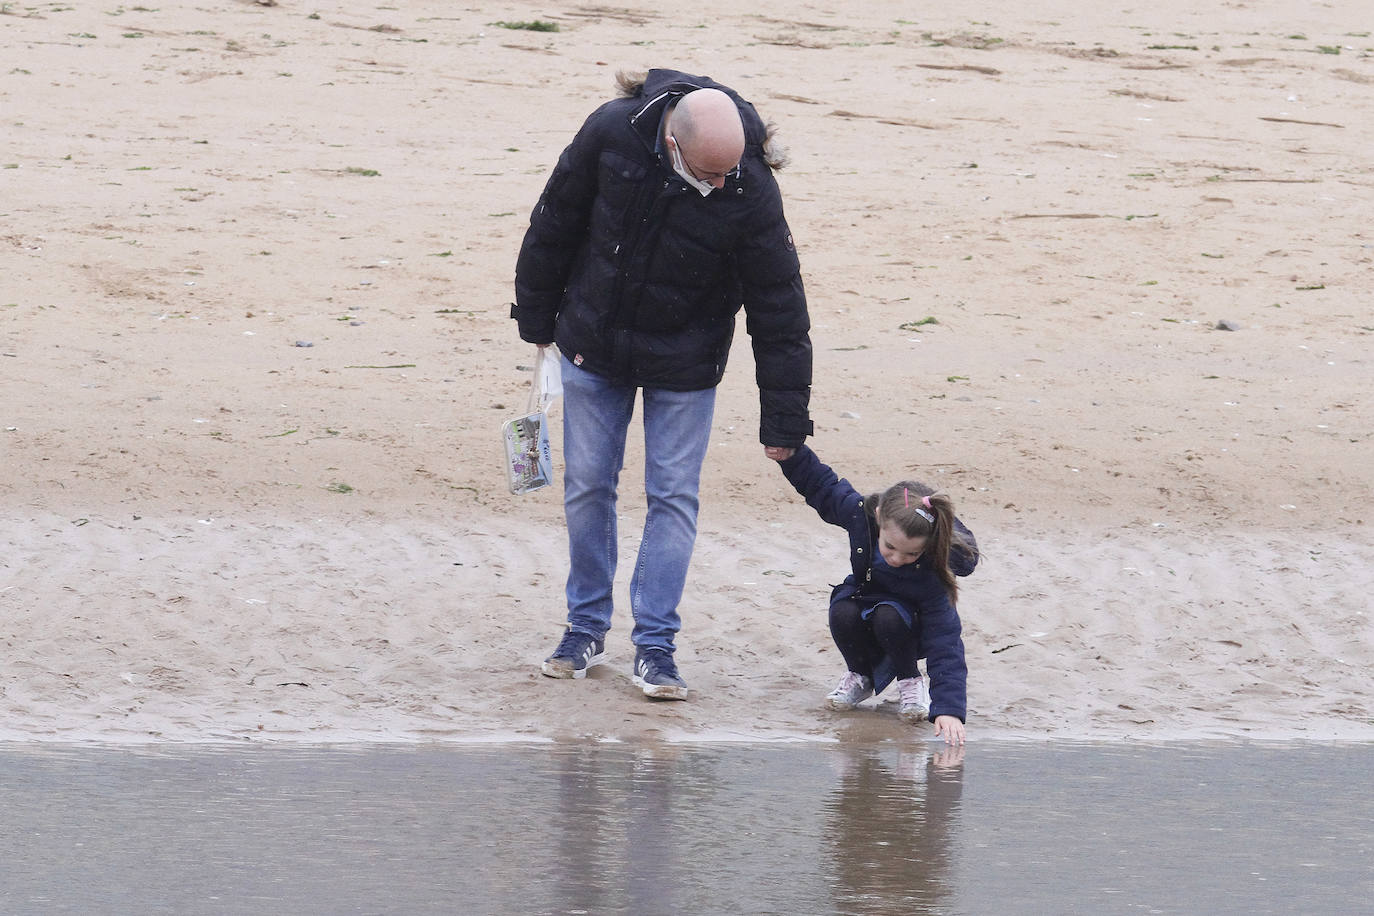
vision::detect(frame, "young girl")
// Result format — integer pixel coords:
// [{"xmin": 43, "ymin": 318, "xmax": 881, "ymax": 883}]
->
[{"xmin": 766, "ymin": 444, "xmax": 978, "ymax": 745}]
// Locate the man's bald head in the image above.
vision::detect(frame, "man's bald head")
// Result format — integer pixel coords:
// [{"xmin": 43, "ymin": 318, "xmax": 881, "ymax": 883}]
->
[{"xmin": 670, "ymin": 88, "xmax": 745, "ymax": 183}]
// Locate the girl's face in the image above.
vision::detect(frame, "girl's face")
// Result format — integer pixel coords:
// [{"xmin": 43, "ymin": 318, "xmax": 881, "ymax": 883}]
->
[{"xmin": 877, "ymin": 519, "xmax": 927, "ymax": 568}]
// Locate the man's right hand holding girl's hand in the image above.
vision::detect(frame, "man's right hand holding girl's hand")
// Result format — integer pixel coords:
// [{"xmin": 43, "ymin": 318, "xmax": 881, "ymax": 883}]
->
[{"xmin": 764, "ymin": 446, "xmax": 796, "ymax": 461}]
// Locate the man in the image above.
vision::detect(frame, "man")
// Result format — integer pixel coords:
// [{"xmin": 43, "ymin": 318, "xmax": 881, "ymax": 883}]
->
[{"xmin": 513, "ymin": 69, "xmax": 813, "ymax": 700}]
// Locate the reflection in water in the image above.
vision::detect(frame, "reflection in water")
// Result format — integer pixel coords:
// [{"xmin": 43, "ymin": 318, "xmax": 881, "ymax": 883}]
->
[
  {"xmin": 826, "ymin": 745, "xmax": 964, "ymax": 914},
  {"xmin": 550, "ymin": 745, "xmax": 712, "ymax": 914},
  {"xmin": 543, "ymin": 744, "xmax": 828, "ymax": 914},
  {"xmin": 0, "ymin": 741, "xmax": 1368, "ymax": 914}
]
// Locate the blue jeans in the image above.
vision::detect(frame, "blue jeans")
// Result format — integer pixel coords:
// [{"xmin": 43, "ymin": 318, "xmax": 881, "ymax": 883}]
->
[{"xmin": 560, "ymin": 355, "xmax": 716, "ymax": 654}]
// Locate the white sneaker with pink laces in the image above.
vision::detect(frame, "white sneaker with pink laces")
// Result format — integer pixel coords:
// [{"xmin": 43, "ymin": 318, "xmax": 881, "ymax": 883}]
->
[{"xmin": 897, "ymin": 676, "xmax": 930, "ymax": 723}]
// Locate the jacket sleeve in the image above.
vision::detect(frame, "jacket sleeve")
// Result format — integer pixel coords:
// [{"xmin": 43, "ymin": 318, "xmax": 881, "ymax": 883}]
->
[
  {"xmin": 949, "ymin": 518, "xmax": 980, "ymax": 578},
  {"xmin": 913, "ymin": 582, "xmax": 968, "ymax": 723},
  {"xmin": 512, "ymin": 105, "xmax": 611, "ymax": 345},
  {"xmin": 777, "ymin": 445, "xmax": 861, "ymax": 529},
  {"xmin": 737, "ymin": 174, "xmax": 813, "ymax": 448}
]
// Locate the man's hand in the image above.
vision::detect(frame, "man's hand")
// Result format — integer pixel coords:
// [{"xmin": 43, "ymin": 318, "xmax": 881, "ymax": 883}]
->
[{"xmin": 764, "ymin": 446, "xmax": 795, "ymax": 461}]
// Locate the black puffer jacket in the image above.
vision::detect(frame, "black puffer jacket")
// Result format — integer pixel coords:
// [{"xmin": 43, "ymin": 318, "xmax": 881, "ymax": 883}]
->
[{"xmin": 513, "ymin": 69, "xmax": 814, "ymax": 447}]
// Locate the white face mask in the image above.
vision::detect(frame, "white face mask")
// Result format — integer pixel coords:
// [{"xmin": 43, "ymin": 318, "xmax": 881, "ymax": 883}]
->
[{"xmin": 669, "ymin": 139, "xmax": 715, "ymax": 197}]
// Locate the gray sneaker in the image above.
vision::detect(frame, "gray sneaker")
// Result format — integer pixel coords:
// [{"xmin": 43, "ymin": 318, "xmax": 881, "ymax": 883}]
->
[
  {"xmin": 541, "ymin": 629, "xmax": 606, "ymax": 679},
  {"xmin": 826, "ymin": 671, "xmax": 874, "ymax": 709},
  {"xmin": 631, "ymin": 648, "xmax": 688, "ymax": 700}
]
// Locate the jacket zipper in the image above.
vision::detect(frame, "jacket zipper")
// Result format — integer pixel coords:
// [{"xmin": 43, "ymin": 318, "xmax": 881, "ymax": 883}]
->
[{"xmin": 609, "ymin": 176, "xmax": 674, "ymax": 332}]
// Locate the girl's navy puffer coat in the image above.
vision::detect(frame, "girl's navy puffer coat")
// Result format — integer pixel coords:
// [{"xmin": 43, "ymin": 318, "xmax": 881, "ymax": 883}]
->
[{"xmin": 779, "ymin": 445, "xmax": 977, "ymax": 722}]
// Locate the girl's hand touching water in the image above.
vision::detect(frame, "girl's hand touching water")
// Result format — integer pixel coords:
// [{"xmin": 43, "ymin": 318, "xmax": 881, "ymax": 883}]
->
[{"xmin": 933, "ymin": 715, "xmax": 966, "ymax": 746}]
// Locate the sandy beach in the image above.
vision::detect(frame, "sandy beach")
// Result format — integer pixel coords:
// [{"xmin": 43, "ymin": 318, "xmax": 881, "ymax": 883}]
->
[{"xmin": 2, "ymin": 0, "xmax": 1371, "ymax": 744}]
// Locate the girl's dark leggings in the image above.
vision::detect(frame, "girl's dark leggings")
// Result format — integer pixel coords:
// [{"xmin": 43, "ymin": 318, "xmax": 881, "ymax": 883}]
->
[{"xmin": 829, "ymin": 598, "xmax": 920, "ymax": 681}]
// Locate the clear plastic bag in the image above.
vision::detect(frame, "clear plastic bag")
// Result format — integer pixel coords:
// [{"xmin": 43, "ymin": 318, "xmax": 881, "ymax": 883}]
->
[{"xmin": 502, "ymin": 348, "xmax": 561, "ymax": 495}]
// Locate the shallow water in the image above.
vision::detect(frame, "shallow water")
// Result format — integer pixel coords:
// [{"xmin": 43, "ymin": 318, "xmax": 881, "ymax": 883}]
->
[{"xmin": 0, "ymin": 740, "xmax": 1368, "ymax": 915}]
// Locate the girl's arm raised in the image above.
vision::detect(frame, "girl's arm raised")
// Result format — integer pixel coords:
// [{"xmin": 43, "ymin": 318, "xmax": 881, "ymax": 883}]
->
[{"xmin": 774, "ymin": 445, "xmax": 864, "ymax": 529}]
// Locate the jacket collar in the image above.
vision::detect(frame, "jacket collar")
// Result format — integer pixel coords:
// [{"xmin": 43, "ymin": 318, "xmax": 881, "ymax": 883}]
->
[{"xmin": 627, "ymin": 72, "xmax": 708, "ymax": 153}]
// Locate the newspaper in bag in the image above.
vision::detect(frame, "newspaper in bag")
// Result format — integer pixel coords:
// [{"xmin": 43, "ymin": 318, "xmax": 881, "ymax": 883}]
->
[{"xmin": 502, "ymin": 348, "xmax": 561, "ymax": 495}]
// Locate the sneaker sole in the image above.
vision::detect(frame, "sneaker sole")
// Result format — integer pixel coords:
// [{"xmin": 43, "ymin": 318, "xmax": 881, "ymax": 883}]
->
[
  {"xmin": 898, "ymin": 707, "xmax": 929, "ymax": 723},
  {"xmin": 632, "ymin": 674, "xmax": 688, "ymax": 701},
  {"xmin": 826, "ymin": 693, "xmax": 873, "ymax": 710},
  {"xmin": 541, "ymin": 651, "xmax": 607, "ymax": 679}
]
